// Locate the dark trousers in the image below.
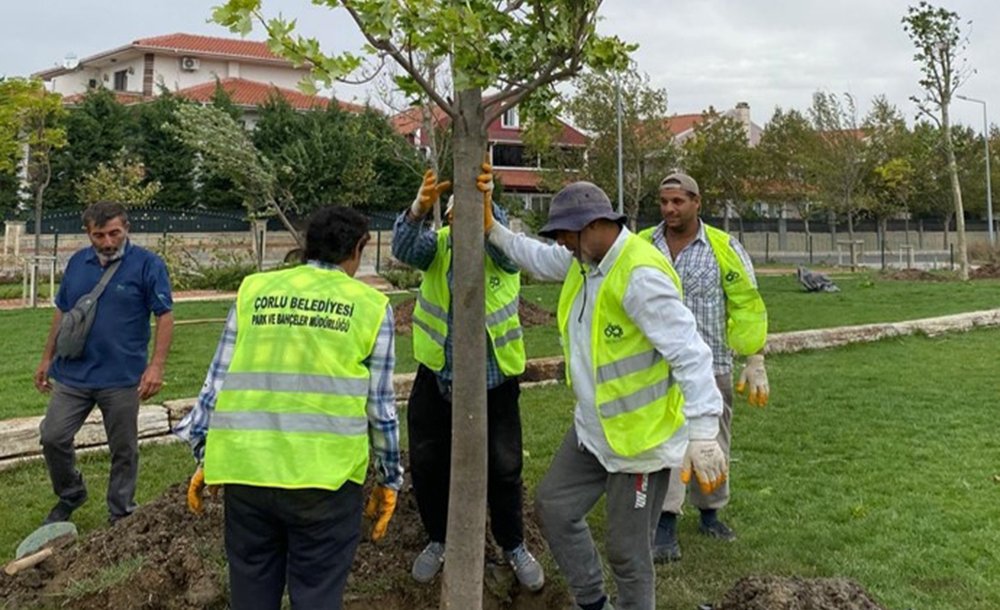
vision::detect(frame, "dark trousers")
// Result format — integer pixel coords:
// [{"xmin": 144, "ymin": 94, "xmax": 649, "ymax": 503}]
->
[
  {"xmin": 39, "ymin": 382, "xmax": 140, "ymax": 519},
  {"xmin": 407, "ymin": 364, "xmax": 525, "ymax": 551},
  {"xmin": 224, "ymin": 483, "xmax": 363, "ymax": 610}
]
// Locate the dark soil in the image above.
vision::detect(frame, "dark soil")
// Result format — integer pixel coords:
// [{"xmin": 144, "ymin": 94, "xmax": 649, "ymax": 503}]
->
[
  {"xmin": 0, "ymin": 459, "xmax": 568, "ymax": 610},
  {"xmin": 880, "ymin": 268, "xmax": 949, "ymax": 281},
  {"xmin": 393, "ymin": 298, "xmax": 554, "ymax": 335},
  {"xmin": 970, "ymin": 262, "xmax": 1000, "ymax": 279},
  {"xmin": 714, "ymin": 575, "xmax": 888, "ymax": 610}
]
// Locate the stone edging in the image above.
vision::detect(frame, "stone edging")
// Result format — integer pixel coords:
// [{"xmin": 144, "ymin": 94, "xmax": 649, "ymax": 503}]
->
[{"xmin": 2, "ymin": 308, "xmax": 998, "ymax": 471}]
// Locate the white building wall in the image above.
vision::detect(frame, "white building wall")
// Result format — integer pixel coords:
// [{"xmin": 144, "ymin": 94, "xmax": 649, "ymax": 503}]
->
[{"xmin": 238, "ymin": 64, "xmax": 307, "ymax": 89}]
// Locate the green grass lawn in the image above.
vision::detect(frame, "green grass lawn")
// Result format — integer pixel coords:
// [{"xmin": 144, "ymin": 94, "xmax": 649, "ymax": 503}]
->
[
  {"xmin": 2, "ymin": 274, "xmax": 999, "ymax": 420},
  {"xmin": 2, "ymin": 327, "xmax": 998, "ymax": 609}
]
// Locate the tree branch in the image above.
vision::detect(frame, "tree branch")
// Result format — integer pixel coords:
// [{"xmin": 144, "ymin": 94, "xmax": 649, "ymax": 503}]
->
[{"xmin": 340, "ymin": 0, "xmax": 455, "ymax": 119}]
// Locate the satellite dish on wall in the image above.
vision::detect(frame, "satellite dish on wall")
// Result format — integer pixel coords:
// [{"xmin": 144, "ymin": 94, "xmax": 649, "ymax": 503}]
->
[{"xmin": 63, "ymin": 53, "xmax": 79, "ymax": 70}]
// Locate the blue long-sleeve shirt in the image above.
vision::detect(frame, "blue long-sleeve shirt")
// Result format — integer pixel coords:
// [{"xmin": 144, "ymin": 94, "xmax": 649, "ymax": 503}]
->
[
  {"xmin": 173, "ymin": 261, "xmax": 403, "ymax": 490},
  {"xmin": 392, "ymin": 206, "xmax": 518, "ymax": 389}
]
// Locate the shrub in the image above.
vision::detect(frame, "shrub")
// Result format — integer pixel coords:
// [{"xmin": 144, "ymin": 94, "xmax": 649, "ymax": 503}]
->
[{"xmin": 379, "ymin": 260, "xmax": 422, "ymax": 290}]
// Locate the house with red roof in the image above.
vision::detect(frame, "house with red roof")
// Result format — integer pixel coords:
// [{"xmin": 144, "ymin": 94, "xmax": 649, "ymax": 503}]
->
[
  {"xmin": 665, "ymin": 102, "xmax": 764, "ymax": 147},
  {"xmin": 391, "ymin": 104, "xmax": 588, "ymax": 211},
  {"xmin": 32, "ymin": 33, "xmax": 363, "ymax": 124}
]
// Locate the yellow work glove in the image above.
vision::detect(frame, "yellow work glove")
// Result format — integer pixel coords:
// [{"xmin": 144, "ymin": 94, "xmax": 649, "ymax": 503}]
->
[
  {"xmin": 363, "ymin": 486, "xmax": 398, "ymax": 542},
  {"xmin": 679, "ymin": 439, "xmax": 728, "ymax": 495},
  {"xmin": 410, "ymin": 169, "xmax": 451, "ymax": 219},
  {"xmin": 477, "ymin": 156, "xmax": 495, "ymax": 234},
  {"xmin": 736, "ymin": 354, "xmax": 769, "ymax": 407},
  {"xmin": 187, "ymin": 466, "xmax": 219, "ymax": 515}
]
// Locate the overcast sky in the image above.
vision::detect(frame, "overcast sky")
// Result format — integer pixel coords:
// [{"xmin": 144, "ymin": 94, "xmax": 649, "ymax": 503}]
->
[{"xmin": 2, "ymin": 0, "xmax": 998, "ymax": 132}]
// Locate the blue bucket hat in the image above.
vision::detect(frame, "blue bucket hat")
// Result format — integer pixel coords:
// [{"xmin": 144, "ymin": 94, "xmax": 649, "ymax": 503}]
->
[{"xmin": 538, "ymin": 182, "xmax": 626, "ymax": 238}]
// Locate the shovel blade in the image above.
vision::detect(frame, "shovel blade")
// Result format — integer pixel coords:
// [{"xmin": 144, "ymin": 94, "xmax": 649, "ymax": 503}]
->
[{"xmin": 15, "ymin": 522, "xmax": 77, "ymax": 559}]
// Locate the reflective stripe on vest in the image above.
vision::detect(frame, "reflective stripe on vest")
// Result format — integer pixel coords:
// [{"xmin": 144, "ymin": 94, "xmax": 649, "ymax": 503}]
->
[
  {"xmin": 556, "ymin": 234, "xmax": 685, "ymax": 457},
  {"xmin": 204, "ymin": 264, "xmax": 388, "ymax": 491},
  {"xmin": 412, "ymin": 227, "xmax": 526, "ymax": 376},
  {"xmin": 639, "ymin": 224, "xmax": 768, "ymax": 356}
]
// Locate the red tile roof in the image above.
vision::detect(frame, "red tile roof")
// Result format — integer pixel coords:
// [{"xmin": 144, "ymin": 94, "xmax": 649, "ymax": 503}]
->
[
  {"xmin": 174, "ymin": 78, "xmax": 364, "ymax": 112},
  {"xmin": 664, "ymin": 113, "xmax": 703, "ymax": 136},
  {"xmin": 61, "ymin": 91, "xmax": 150, "ymax": 106},
  {"xmin": 496, "ymin": 168, "xmax": 542, "ymax": 190},
  {"xmin": 390, "ymin": 105, "xmax": 587, "ymax": 148},
  {"xmin": 133, "ymin": 33, "xmax": 286, "ymax": 63}
]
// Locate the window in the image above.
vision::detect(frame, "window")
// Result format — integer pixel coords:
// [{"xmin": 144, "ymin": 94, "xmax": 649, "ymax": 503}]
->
[
  {"xmin": 501, "ymin": 107, "xmax": 519, "ymax": 129},
  {"xmin": 113, "ymin": 70, "xmax": 127, "ymax": 92},
  {"xmin": 87, "ymin": 79, "xmax": 98, "ymax": 89},
  {"xmin": 492, "ymin": 143, "xmax": 529, "ymax": 168}
]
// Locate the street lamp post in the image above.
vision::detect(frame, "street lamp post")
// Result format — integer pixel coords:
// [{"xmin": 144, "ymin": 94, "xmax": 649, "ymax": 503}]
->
[
  {"xmin": 615, "ymin": 71, "xmax": 624, "ymax": 215},
  {"xmin": 956, "ymin": 94, "xmax": 995, "ymax": 245}
]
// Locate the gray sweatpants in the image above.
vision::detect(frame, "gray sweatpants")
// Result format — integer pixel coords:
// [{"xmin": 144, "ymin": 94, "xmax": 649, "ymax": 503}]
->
[
  {"xmin": 535, "ymin": 427, "xmax": 670, "ymax": 610},
  {"xmin": 39, "ymin": 382, "xmax": 140, "ymax": 520},
  {"xmin": 662, "ymin": 373, "xmax": 733, "ymax": 514}
]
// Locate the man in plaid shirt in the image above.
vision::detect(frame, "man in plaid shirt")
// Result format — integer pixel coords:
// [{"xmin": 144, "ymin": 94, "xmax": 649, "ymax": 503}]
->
[{"xmin": 644, "ymin": 172, "xmax": 770, "ymax": 563}]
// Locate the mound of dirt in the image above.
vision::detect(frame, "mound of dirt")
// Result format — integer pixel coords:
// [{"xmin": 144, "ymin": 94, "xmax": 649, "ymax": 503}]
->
[
  {"xmin": 714, "ymin": 575, "xmax": 888, "ymax": 610},
  {"xmin": 394, "ymin": 298, "xmax": 554, "ymax": 335},
  {"xmin": 880, "ymin": 268, "xmax": 949, "ymax": 281},
  {"xmin": 970, "ymin": 263, "xmax": 1000, "ymax": 279},
  {"xmin": 1, "ymin": 460, "xmax": 568, "ymax": 610}
]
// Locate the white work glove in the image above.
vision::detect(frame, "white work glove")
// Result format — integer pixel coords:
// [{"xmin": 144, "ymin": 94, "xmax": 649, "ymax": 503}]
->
[
  {"xmin": 680, "ymin": 439, "xmax": 728, "ymax": 495},
  {"xmin": 736, "ymin": 354, "xmax": 769, "ymax": 407},
  {"xmin": 409, "ymin": 169, "xmax": 451, "ymax": 219}
]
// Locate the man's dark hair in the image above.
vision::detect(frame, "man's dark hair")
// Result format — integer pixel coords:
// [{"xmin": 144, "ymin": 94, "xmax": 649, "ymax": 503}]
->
[
  {"xmin": 82, "ymin": 201, "xmax": 128, "ymax": 229},
  {"xmin": 304, "ymin": 206, "xmax": 370, "ymax": 265}
]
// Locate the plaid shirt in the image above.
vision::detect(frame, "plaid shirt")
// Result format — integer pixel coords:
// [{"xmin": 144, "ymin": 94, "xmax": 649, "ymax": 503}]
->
[
  {"xmin": 172, "ymin": 261, "xmax": 403, "ymax": 490},
  {"xmin": 649, "ymin": 220, "xmax": 757, "ymax": 375},
  {"xmin": 392, "ymin": 207, "xmax": 518, "ymax": 389}
]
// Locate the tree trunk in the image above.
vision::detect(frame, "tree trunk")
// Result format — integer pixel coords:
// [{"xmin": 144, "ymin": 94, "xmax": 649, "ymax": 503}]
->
[
  {"xmin": 722, "ymin": 203, "xmax": 731, "ymax": 232},
  {"xmin": 942, "ymin": 108, "xmax": 969, "ymax": 280},
  {"xmin": 440, "ymin": 87, "xmax": 488, "ymax": 610},
  {"xmin": 943, "ymin": 212, "xmax": 953, "ymax": 250}
]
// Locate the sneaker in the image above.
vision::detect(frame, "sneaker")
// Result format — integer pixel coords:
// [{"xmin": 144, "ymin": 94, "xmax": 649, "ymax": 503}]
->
[
  {"xmin": 653, "ymin": 512, "xmax": 681, "ymax": 563},
  {"xmin": 698, "ymin": 518, "xmax": 736, "ymax": 541},
  {"xmin": 411, "ymin": 541, "xmax": 446, "ymax": 583},
  {"xmin": 504, "ymin": 543, "xmax": 544, "ymax": 591}
]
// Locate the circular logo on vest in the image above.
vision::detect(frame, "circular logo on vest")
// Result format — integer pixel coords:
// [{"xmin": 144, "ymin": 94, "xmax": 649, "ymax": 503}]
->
[
  {"xmin": 603, "ymin": 323, "xmax": 624, "ymax": 339},
  {"xmin": 489, "ymin": 275, "xmax": 501, "ymax": 289},
  {"xmin": 725, "ymin": 270, "xmax": 740, "ymax": 282}
]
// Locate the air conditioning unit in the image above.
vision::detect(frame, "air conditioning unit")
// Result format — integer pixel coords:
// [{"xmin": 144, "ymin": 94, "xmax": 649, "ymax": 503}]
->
[{"xmin": 180, "ymin": 56, "xmax": 200, "ymax": 71}]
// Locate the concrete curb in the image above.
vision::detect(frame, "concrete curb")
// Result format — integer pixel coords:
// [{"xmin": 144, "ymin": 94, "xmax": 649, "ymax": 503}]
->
[{"xmin": 3, "ymin": 308, "xmax": 998, "ymax": 471}]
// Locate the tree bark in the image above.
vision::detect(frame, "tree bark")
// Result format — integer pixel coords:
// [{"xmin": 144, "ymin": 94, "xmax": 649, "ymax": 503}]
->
[
  {"xmin": 440, "ymin": 87, "xmax": 488, "ymax": 610},
  {"xmin": 942, "ymin": 107, "xmax": 969, "ymax": 280}
]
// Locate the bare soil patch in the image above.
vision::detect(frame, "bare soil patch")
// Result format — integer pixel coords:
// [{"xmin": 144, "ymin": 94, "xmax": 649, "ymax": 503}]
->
[
  {"xmin": 394, "ymin": 298, "xmax": 554, "ymax": 335},
  {"xmin": 1, "ymin": 459, "xmax": 567, "ymax": 610},
  {"xmin": 880, "ymin": 268, "xmax": 949, "ymax": 281},
  {"xmin": 714, "ymin": 575, "xmax": 888, "ymax": 610},
  {"xmin": 970, "ymin": 263, "xmax": 1000, "ymax": 279}
]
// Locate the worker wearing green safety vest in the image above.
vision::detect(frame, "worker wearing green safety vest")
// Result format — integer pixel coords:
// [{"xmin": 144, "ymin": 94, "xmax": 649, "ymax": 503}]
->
[
  {"xmin": 391, "ymin": 166, "xmax": 543, "ymax": 591},
  {"xmin": 485, "ymin": 178, "xmax": 726, "ymax": 610},
  {"xmin": 644, "ymin": 172, "xmax": 770, "ymax": 564},
  {"xmin": 176, "ymin": 206, "xmax": 403, "ymax": 610}
]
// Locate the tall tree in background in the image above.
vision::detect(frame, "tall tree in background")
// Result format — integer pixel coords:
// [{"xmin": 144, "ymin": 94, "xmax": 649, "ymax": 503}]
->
[
  {"xmin": 809, "ymin": 91, "xmax": 868, "ymax": 241},
  {"xmin": 863, "ymin": 96, "xmax": 913, "ymax": 247},
  {"xmin": 755, "ymin": 107, "xmax": 820, "ymax": 237},
  {"xmin": 566, "ymin": 68, "xmax": 675, "ymax": 225},
  {"xmin": 75, "ymin": 152, "xmax": 161, "ymax": 208},
  {"xmin": 902, "ymin": 1, "xmax": 974, "ymax": 279},
  {"xmin": 47, "ymin": 88, "xmax": 134, "ymax": 208},
  {"xmin": 682, "ymin": 108, "xmax": 754, "ymax": 232},
  {"xmin": 131, "ymin": 90, "xmax": 197, "ymax": 209},
  {"xmin": 197, "ymin": 83, "xmax": 245, "ymax": 209},
  {"xmin": 212, "ymin": 2, "xmax": 633, "ymax": 606},
  {"xmin": 170, "ymin": 103, "xmax": 303, "ymax": 246},
  {"xmin": 0, "ymin": 78, "xmax": 67, "ymax": 255}
]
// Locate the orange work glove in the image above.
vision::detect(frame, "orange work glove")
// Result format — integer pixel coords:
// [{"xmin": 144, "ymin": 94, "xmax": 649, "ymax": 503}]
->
[
  {"xmin": 736, "ymin": 354, "xmax": 769, "ymax": 407},
  {"xmin": 187, "ymin": 466, "xmax": 219, "ymax": 515},
  {"xmin": 477, "ymin": 154, "xmax": 495, "ymax": 234},
  {"xmin": 410, "ymin": 169, "xmax": 451, "ymax": 219},
  {"xmin": 363, "ymin": 486, "xmax": 398, "ymax": 542},
  {"xmin": 679, "ymin": 439, "xmax": 729, "ymax": 495}
]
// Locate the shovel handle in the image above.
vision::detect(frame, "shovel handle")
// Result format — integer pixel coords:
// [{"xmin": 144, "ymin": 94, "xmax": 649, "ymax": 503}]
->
[{"xmin": 4, "ymin": 547, "xmax": 53, "ymax": 575}]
